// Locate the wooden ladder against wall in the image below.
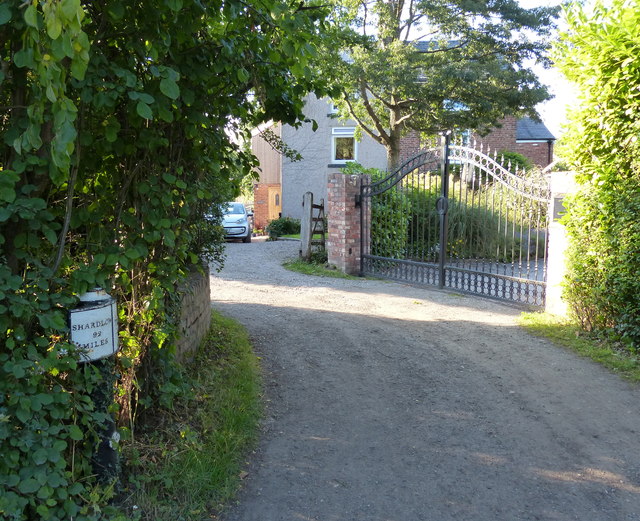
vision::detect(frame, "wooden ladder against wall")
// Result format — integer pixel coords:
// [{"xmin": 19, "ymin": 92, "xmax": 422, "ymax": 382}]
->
[{"xmin": 300, "ymin": 192, "xmax": 326, "ymax": 261}]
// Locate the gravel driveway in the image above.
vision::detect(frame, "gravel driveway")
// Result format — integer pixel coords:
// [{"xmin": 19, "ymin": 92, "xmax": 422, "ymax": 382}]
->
[{"xmin": 211, "ymin": 239, "xmax": 640, "ymax": 521}]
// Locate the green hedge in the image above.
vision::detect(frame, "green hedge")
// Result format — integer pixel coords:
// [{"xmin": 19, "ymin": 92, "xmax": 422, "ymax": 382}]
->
[
  {"xmin": 556, "ymin": 0, "xmax": 640, "ymax": 348},
  {"xmin": 341, "ymin": 163, "xmax": 409, "ymax": 259},
  {"xmin": 0, "ymin": 1, "xmax": 331, "ymax": 519}
]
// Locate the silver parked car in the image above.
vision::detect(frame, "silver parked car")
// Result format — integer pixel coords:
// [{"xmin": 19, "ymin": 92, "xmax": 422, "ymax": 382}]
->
[{"xmin": 222, "ymin": 202, "xmax": 253, "ymax": 242}]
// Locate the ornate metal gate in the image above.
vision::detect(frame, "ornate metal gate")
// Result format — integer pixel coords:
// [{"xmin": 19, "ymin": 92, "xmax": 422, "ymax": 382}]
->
[{"xmin": 360, "ymin": 135, "xmax": 551, "ymax": 306}]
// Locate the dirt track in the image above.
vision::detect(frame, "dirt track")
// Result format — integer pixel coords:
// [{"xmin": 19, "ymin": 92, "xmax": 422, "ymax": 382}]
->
[{"xmin": 211, "ymin": 239, "xmax": 640, "ymax": 521}]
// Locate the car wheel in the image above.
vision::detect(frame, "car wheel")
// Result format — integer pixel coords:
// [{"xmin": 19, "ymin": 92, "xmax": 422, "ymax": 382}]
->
[{"xmin": 243, "ymin": 233, "xmax": 252, "ymax": 243}]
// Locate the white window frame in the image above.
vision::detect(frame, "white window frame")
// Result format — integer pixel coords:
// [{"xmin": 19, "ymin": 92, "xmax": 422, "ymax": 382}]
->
[{"xmin": 331, "ymin": 127, "xmax": 358, "ymax": 163}]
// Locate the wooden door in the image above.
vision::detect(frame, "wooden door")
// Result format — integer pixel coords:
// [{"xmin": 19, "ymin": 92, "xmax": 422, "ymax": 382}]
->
[{"xmin": 268, "ymin": 186, "xmax": 281, "ymax": 221}]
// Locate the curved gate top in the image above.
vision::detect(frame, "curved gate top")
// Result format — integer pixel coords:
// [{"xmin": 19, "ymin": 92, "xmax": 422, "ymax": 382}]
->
[{"xmin": 360, "ymin": 135, "xmax": 552, "ymax": 306}]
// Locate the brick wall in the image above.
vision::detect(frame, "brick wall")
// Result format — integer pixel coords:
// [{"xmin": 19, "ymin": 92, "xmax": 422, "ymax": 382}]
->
[
  {"xmin": 253, "ymin": 182, "xmax": 280, "ymax": 230},
  {"xmin": 514, "ymin": 142, "xmax": 554, "ymax": 167},
  {"xmin": 327, "ymin": 173, "xmax": 367, "ymax": 275},
  {"xmin": 398, "ymin": 130, "xmax": 421, "ymax": 166},
  {"xmin": 176, "ymin": 266, "xmax": 211, "ymax": 361},
  {"xmin": 473, "ymin": 116, "xmax": 518, "ymax": 155},
  {"xmin": 473, "ymin": 116, "xmax": 554, "ymax": 167}
]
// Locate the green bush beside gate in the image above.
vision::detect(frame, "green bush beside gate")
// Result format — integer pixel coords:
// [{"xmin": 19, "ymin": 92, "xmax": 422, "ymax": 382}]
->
[
  {"xmin": 0, "ymin": 2, "xmax": 333, "ymax": 519},
  {"xmin": 342, "ymin": 163, "xmax": 410, "ymax": 259}
]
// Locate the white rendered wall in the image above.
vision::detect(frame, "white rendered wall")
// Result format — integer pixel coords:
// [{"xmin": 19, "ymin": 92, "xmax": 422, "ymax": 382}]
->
[
  {"xmin": 281, "ymin": 94, "xmax": 387, "ymax": 220},
  {"xmin": 545, "ymin": 172, "xmax": 577, "ymax": 317}
]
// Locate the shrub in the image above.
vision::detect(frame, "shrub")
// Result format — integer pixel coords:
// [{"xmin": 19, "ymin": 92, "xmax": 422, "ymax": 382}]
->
[
  {"xmin": 497, "ymin": 150, "xmax": 533, "ymax": 172},
  {"xmin": 406, "ymin": 180, "xmax": 529, "ymax": 263},
  {"xmin": 341, "ymin": 162, "xmax": 409, "ymax": 259},
  {"xmin": 266, "ymin": 217, "xmax": 301, "ymax": 238},
  {"xmin": 0, "ymin": 0, "xmax": 333, "ymax": 517}
]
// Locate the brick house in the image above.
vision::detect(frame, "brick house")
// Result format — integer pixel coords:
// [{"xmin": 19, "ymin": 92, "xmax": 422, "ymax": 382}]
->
[
  {"xmin": 251, "ymin": 97, "xmax": 555, "ymax": 228},
  {"xmin": 397, "ymin": 116, "xmax": 556, "ymax": 168},
  {"xmin": 475, "ymin": 116, "xmax": 555, "ymax": 167}
]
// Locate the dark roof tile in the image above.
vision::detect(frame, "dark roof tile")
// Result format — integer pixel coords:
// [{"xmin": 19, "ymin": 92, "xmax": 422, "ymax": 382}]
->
[{"xmin": 516, "ymin": 117, "xmax": 555, "ymax": 141}]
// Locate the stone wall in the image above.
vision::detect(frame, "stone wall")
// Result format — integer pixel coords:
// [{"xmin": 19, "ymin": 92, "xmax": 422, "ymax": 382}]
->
[{"xmin": 176, "ymin": 266, "xmax": 211, "ymax": 361}]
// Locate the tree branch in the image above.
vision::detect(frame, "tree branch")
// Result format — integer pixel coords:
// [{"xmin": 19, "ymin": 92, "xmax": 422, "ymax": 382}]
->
[
  {"xmin": 365, "ymin": 88, "xmax": 394, "ymax": 110},
  {"xmin": 354, "ymin": 82, "xmax": 391, "ymax": 145},
  {"xmin": 344, "ymin": 94, "xmax": 387, "ymax": 147},
  {"xmin": 416, "ymin": 40, "xmax": 469, "ymax": 54},
  {"xmin": 50, "ymin": 159, "xmax": 79, "ymax": 276},
  {"xmin": 395, "ymin": 108, "xmax": 419, "ymax": 127}
]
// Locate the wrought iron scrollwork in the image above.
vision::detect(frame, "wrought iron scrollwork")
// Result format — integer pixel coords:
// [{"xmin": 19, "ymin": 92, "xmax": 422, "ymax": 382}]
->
[
  {"xmin": 448, "ymin": 144, "xmax": 550, "ymax": 202},
  {"xmin": 366, "ymin": 149, "xmax": 440, "ymax": 196}
]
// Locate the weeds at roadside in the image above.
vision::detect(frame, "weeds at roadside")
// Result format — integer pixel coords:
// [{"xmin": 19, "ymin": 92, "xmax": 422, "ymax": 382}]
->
[
  {"xmin": 519, "ymin": 312, "xmax": 640, "ymax": 382},
  {"xmin": 120, "ymin": 311, "xmax": 262, "ymax": 520}
]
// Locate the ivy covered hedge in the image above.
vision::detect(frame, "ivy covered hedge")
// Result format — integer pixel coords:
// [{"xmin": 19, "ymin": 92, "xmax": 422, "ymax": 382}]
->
[
  {"xmin": 555, "ymin": 0, "xmax": 640, "ymax": 348},
  {"xmin": 341, "ymin": 162, "xmax": 410, "ymax": 259},
  {"xmin": 0, "ymin": 1, "xmax": 332, "ymax": 519}
]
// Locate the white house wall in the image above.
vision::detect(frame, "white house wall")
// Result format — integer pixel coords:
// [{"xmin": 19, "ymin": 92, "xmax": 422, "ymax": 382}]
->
[{"xmin": 281, "ymin": 94, "xmax": 387, "ymax": 220}]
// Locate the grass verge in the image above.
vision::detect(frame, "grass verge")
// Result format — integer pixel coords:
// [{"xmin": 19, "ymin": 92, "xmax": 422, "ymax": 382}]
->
[
  {"xmin": 519, "ymin": 312, "xmax": 640, "ymax": 382},
  {"xmin": 283, "ymin": 258, "xmax": 359, "ymax": 279},
  {"xmin": 122, "ymin": 311, "xmax": 262, "ymax": 520}
]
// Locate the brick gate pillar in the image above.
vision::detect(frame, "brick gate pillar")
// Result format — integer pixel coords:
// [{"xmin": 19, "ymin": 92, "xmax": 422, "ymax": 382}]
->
[{"xmin": 327, "ymin": 173, "xmax": 368, "ymax": 276}]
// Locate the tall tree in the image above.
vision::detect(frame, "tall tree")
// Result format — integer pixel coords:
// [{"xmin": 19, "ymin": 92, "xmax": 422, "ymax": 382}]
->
[{"xmin": 323, "ymin": 0, "xmax": 560, "ymax": 169}]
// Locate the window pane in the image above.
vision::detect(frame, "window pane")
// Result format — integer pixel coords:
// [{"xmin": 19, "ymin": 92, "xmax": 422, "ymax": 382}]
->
[{"xmin": 335, "ymin": 137, "xmax": 355, "ymax": 160}]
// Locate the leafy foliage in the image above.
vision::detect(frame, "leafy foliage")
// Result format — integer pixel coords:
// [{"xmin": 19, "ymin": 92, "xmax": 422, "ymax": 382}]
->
[
  {"xmin": 555, "ymin": 0, "xmax": 640, "ymax": 349},
  {"xmin": 266, "ymin": 216, "xmax": 301, "ymax": 238},
  {"xmin": 123, "ymin": 311, "xmax": 262, "ymax": 521},
  {"xmin": 0, "ymin": 0, "xmax": 332, "ymax": 518},
  {"xmin": 497, "ymin": 150, "xmax": 533, "ymax": 173},
  {"xmin": 321, "ymin": 0, "xmax": 559, "ymax": 168},
  {"xmin": 342, "ymin": 162, "xmax": 409, "ymax": 259}
]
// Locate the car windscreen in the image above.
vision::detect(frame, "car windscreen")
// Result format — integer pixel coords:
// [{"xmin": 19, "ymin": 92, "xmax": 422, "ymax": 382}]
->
[{"xmin": 225, "ymin": 203, "xmax": 245, "ymax": 215}]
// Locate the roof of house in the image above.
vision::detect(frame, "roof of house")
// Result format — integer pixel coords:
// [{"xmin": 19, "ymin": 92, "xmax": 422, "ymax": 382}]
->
[{"xmin": 516, "ymin": 117, "xmax": 555, "ymax": 141}]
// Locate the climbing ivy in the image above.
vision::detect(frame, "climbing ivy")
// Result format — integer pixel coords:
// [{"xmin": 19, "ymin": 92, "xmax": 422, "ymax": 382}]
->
[{"xmin": 1, "ymin": 0, "xmax": 333, "ymax": 518}]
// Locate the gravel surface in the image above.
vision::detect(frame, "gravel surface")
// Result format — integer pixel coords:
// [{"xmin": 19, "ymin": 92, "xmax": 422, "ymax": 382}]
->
[{"xmin": 211, "ymin": 238, "xmax": 640, "ymax": 521}]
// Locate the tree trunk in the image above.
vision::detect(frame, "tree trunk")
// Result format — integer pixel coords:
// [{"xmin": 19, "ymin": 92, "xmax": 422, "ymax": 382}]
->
[
  {"xmin": 387, "ymin": 142, "xmax": 401, "ymax": 172},
  {"xmin": 387, "ymin": 101, "xmax": 402, "ymax": 171}
]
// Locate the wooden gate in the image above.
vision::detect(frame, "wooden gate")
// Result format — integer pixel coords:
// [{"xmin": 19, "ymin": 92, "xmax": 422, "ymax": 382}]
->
[{"xmin": 300, "ymin": 192, "xmax": 325, "ymax": 261}]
